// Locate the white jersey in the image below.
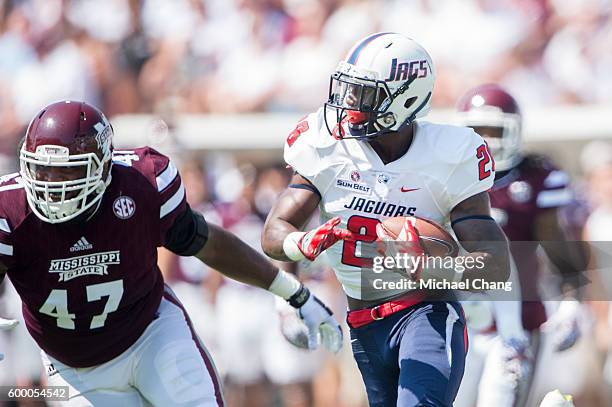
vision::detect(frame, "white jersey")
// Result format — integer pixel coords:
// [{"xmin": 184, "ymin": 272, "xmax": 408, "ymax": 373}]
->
[{"xmin": 284, "ymin": 108, "xmax": 494, "ymax": 300}]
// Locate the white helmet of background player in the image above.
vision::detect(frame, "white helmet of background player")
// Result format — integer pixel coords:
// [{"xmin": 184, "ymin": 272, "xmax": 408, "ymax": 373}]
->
[
  {"xmin": 456, "ymin": 84, "xmax": 522, "ymax": 171},
  {"xmin": 324, "ymin": 32, "xmax": 435, "ymax": 140}
]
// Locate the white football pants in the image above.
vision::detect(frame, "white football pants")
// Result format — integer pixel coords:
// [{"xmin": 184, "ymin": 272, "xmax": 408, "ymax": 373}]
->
[{"xmin": 42, "ymin": 287, "xmax": 225, "ymax": 406}]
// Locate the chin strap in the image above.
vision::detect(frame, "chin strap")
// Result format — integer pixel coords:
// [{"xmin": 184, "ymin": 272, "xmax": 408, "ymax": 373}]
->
[
  {"xmin": 84, "ymin": 199, "xmax": 104, "ymax": 222},
  {"xmin": 392, "ymin": 91, "xmax": 431, "ymax": 134}
]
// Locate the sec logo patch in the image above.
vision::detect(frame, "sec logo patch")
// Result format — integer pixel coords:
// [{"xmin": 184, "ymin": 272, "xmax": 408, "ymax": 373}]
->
[{"xmin": 113, "ymin": 196, "xmax": 136, "ymax": 219}]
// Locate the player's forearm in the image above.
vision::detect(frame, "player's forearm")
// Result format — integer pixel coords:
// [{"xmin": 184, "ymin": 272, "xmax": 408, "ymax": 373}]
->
[
  {"xmin": 196, "ymin": 223, "xmax": 278, "ymax": 289},
  {"xmin": 261, "ymin": 218, "xmax": 299, "ymax": 261},
  {"xmin": 461, "ymin": 247, "xmax": 510, "ymax": 284},
  {"xmin": 262, "ymin": 181, "xmax": 321, "ymax": 261},
  {"xmin": 536, "ymin": 209, "xmax": 588, "ymax": 293},
  {"xmin": 542, "ymin": 240, "xmax": 588, "ymax": 296}
]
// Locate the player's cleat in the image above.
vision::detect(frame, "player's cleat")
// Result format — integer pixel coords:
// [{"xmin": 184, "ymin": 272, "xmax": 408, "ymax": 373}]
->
[{"xmin": 539, "ymin": 389, "xmax": 574, "ymax": 407}]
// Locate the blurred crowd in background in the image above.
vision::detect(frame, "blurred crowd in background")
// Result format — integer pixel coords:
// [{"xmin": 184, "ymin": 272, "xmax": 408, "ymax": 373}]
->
[
  {"xmin": 0, "ymin": 0, "xmax": 612, "ymax": 154},
  {"xmin": 2, "ymin": 0, "xmax": 612, "ymax": 406}
]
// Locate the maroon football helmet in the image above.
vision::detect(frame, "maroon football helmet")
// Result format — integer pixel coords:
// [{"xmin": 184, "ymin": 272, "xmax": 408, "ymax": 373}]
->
[
  {"xmin": 457, "ymin": 84, "xmax": 522, "ymax": 171},
  {"xmin": 19, "ymin": 100, "xmax": 114, "ymax": 223}
]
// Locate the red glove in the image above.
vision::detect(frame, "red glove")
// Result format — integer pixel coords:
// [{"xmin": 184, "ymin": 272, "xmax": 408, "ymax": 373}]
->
[
  {"xmin": 375, "ymin": 218, "xmax": 424, "ymax": 277},
  {"xmin": 284, "ymin": 217, "xmax": 354, "ymax": 261}
]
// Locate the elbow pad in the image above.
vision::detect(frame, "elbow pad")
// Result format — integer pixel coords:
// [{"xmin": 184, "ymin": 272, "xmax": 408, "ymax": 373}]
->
[{"xmin": 164, "ymin": 205, "xmax": 209, "ymax": 256}]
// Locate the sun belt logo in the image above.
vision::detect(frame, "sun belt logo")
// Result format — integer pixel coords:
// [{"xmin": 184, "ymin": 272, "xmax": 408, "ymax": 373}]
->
[
  {"xmin": 49, "ymin": 251, "xmax": 120, "ymax": 282},
  {"xmin": 70, "ymin": 236, "xmax": 93, "ymax": 252}
]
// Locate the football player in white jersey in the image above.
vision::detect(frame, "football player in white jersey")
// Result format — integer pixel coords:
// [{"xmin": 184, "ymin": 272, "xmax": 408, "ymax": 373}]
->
[{"xmin": 262, "ymin": 32, "xmax": 512, "ymax": 407}]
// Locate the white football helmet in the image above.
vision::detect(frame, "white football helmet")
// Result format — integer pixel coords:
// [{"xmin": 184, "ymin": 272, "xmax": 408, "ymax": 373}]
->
[{"xmin": 324, "ymin": 32, "xmax": 435, "ymax": 139}]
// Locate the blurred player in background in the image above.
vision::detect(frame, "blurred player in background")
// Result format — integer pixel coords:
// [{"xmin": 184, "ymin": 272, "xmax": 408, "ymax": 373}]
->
[
  {"xmin": 581, "ymin": 141, "xmax": 612, "ymax": 405},
  {"xmin": 262, "ymin": 32, "xmax": 511, "ymax": 407},
  {"xmin": 454, "ymin": 84, "xmax": 588, "ymax": 407},
  {"xmin": 0, "ymin": 100, "xmax": 342, "ymax": 406}
]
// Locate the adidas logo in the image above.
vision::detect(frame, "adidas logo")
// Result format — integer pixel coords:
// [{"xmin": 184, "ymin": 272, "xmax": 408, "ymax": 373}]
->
[
  {"xmin": 47, "ymin": 363, "xmax": 58, "ymax": 376},
  {"xmin": 70, "ymin": 237, "xmax": 93, "ymax": 252}
]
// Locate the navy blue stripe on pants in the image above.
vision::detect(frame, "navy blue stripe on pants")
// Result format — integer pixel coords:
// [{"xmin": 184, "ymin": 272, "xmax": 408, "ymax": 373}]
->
[{"xmin": 350, "ymin": 301, "xmax": 468, "ymax": 407}]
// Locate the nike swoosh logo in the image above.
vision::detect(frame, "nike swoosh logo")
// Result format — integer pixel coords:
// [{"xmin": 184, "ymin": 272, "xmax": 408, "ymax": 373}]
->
[{"xmin": 400, "ymin": 187, "xmax": 420, "ymax": 192}]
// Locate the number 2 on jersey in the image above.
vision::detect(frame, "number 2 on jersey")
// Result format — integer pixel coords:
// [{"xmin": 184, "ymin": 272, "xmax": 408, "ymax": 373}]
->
[
  {"xmin": 39, "ymin": 280, "xmax": 124, "ymax": 330},
  {"xmin": 476, "ymin": 143, "xmax": 495, "ymax": 180},
  {"xmin": 341, "ymin": 215, "xmax": 379, "ymax": 268}
]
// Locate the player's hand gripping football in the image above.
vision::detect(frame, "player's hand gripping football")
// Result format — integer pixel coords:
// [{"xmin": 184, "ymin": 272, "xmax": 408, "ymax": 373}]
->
[
  {"xmin": 375, "ymin": 218, "xmax": 425, "ymax": 278},
  {"xmin": 0, "ymin": 317, "xmax": 18, "ymax": 361},
  {"xmin": 284, "ymin": 216, "xmax": 354, "ymax": 261}
]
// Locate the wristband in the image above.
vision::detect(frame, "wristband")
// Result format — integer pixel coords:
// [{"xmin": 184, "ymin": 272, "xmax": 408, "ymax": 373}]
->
[
  {"xmin": 283, "ymin": 232, "xmax": 307, "ymax": 261},
  {"xmin": 288, "ymin": 285, "xmax": 311, "ymax": 308},
  {"xmin": 268, "ymin": 269, "xmax": 302, "ymax": 300}
]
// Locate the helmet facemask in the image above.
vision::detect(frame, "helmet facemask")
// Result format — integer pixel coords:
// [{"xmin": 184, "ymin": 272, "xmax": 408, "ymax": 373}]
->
[
  {"xmin": 324, "ymin": 61, "xmax": 428, "ymax": 140},
  {"xmin": 19, "ymin": 144, "xmax": 112, "ymax": 224}
]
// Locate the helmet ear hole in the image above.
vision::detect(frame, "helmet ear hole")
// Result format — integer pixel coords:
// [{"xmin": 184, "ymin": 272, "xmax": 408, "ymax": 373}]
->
[{"xmin": 404, "ymin": 97, "xmax": 417, "ymax": 109}]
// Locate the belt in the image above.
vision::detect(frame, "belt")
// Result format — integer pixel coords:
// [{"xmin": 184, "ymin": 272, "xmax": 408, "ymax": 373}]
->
[{"xmin": 347, "ymin": 294, "xmax": 425, "ymax": 329}]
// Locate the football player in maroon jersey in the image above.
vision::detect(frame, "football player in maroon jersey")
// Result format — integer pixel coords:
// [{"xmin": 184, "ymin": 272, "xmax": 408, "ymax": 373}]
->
[
  {"xmin": 454, "ymin": 84, "xmax": 587, "ymax": 407},
  {"xmin": 0, "ymin": 100, "xmax": 342, "ymax": 406}
]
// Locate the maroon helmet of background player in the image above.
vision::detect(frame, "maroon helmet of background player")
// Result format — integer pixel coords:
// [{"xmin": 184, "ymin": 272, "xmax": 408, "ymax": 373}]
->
[
  {"xmin": 19, "ymin": 100, "xmax": 113, "ymax": 224},
  {"xmin": 456, "ymin": 84, "xmax": 522, "ymax": 171}
]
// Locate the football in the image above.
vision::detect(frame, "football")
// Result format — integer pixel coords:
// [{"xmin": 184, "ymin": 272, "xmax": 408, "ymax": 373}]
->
[{"xmin": 380, "ymin": 216, "xmax": 459, "ymax": 257}]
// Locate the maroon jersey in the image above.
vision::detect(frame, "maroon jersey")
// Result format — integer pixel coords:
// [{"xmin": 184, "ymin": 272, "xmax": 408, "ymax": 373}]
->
[
  {"xmin": 489, "ymin": 155, "xmax": 572, "ymax": 330},
  {"xmin": 0, "ymin": 147, "xmax": 186, "ymax": 367}
]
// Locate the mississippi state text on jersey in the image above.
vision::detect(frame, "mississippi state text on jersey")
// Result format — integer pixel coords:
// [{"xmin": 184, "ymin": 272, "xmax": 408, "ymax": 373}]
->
[{"xmin": 0, "ymin": 147, "xmax": 186, "ymax": 367}]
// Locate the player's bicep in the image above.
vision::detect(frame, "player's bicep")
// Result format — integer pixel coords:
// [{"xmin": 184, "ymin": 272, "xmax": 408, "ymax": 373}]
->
[
  {"xmin": 535, "ymin": 208, "xmax": 589, "ymax": 276},
  {"xmin": 450, "ymin": 192, "xmax": 507, "ymax": 251},
  {"xmin": 534, "ymin": 208, "xmax": 565, "ymax": 242},
  {"xmin": 163, "ymin": 205, "xmax": 209, "ymax": 256},
  {"xmin": 266, "ymin": 173, "xmax": 321, "ymax": 230}
]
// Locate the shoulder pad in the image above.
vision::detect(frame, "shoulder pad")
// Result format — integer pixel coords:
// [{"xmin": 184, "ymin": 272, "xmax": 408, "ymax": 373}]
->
[
  {"xmin": 0, "ymin": 172, "xmax": 29, "ymax": 234},
  {"xmin": 284, "ymin": 109, "xmax": 336, "ymax": 178},
  {"xmin": 418, "ymin": 122, "xmax": 483, "ymax": 165},
  {"xmin": 113, "ymin": 147, "xmax": 174, "ymax": 190}
]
